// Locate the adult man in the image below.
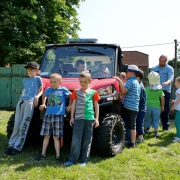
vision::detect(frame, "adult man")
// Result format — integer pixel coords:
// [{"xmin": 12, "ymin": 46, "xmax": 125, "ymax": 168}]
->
[{"xmin": 151, "ymin": 55, "xmax": 174, "ymax": 130}]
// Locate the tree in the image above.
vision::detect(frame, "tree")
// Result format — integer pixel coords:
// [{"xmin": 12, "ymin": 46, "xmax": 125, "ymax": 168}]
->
[
  {"xmin": 168, "ymin": 48, "xmax": 180, "ymax": 68},
  {"xmin": 0, "ymin": 0, "xmax": 84, "ymax": 66}
]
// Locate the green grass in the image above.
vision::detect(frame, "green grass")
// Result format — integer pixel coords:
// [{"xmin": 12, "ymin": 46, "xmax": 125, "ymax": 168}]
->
[{"xmin": 0, "ymin": 110, "xmax": 180, "ymax": 180}]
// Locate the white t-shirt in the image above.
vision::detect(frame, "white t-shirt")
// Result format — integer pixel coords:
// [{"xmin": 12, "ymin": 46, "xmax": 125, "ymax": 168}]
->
[{"xmin": 175, "ymin": 88, "xmax": 180, "ymax": 111}]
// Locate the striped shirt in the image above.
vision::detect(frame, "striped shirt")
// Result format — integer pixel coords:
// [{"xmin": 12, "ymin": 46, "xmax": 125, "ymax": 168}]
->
[
  {"xmin": 71, "ymin": 89, "xmax": 100, "ymax": 120},
  {"xmin": 123, "ymin": 77, "xmax": 140, "ymax": 111}
]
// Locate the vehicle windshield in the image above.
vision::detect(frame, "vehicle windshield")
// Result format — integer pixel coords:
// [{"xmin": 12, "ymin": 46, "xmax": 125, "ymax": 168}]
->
[{"xmin": 40, "ymin": 45, "xmax": 116, "ymax": 78}]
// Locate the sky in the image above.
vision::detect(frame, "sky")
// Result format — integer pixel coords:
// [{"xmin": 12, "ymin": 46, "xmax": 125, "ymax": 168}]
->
[{"xmin": 77, "ymin": 0, "xmax": 180, "ymax": 67}]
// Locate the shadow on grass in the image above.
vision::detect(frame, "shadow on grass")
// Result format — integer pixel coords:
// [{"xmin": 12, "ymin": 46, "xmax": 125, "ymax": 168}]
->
[
  {"xmin": 0, "ymin": 134, "xmax": 106, "ymax": 172},
  {"xmin": 144, "ymin": 129, "xmax": 176, "ymax": 147}
]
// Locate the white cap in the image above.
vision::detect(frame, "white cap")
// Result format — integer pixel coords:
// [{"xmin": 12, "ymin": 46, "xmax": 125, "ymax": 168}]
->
[
  {"xmin": 148, "ymin": 71, "xmax": 162, "ymax": 90},
  {"xmin": 148, "ymin": 71, "xmax": 160, "ymax": 85},
  {"xmin": 126, "ymin": 65, "xmax": 139, "ymax": 72}
]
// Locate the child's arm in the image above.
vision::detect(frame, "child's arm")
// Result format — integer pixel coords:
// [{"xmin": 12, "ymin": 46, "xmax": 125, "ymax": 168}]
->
[
  {"xmin": 94, "ymin": 101, "xmax": 99, "ymax": 128},
  {"xmin": 34, "ymin": 86, "xmax": 43, "ymax": 107},
  {"xmin": 171, "ymin": 93, "xmax": 180, "ymax": 111},
  {"xmin": 113, "ymin": 76, "xmax": 128, "ymax": 94},
  {"xmin": 66, "ymin": 95, "xmax": 72, "ymax": 113},
  {"xmin": 70, "ymin": 100, "xmax": 76, "ymax": 127},
  {"xmin": 160, "ymin": 96, "xmax": 165, "ymax": 112},
  {"xmin": 39, "ymin": 95, "xmax": 47, "ymax": 111}
]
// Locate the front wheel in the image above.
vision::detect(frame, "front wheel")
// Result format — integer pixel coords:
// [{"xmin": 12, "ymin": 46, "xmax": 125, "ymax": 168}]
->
[{"xmin": 93, "ymin": 113, "xmax": 125, "ymax": 157}]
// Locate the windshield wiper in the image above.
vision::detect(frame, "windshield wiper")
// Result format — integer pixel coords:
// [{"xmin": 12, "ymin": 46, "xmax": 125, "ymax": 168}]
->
[{"xmin": 77, "ymin": 48, "xmax": 105, "ymax": 55}]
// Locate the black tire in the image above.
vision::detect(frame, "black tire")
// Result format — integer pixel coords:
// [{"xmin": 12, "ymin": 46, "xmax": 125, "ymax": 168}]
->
[
  {"xmin": 6, "ymin": 109, "xmax": 43, "ymax": 146},
  {"xmin": 7, "ymin": 113, "xmax": 15, "ymax": 139},
  {"xmin": 93, "ymin": 113, "xmax": 125, "ymax": 157}
]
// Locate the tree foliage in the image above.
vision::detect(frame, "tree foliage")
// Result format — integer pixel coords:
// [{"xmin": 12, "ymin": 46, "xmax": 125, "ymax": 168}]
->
[
  {"xmin": 0, "ymin": 0, "xmax": 84, "ymax": 66},
  {"xmin": 168, "ymin": 48, "xmax": 180, "ymax": 68}
]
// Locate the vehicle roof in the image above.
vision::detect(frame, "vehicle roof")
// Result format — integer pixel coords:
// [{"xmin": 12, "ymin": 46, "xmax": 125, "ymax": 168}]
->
[{"xmin": 46, "ymin": 43, "xmax": 121, "ymax": 49}]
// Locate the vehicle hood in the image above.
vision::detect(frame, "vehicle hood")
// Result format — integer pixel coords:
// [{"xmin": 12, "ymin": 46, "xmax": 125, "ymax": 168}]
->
[{"xmin": 42, "ymin": 77, "xmax": 119, "ymax": 91}]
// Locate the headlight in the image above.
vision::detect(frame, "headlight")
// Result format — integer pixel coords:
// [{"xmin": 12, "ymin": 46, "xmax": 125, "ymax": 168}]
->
[{"xmin": 97, "ymin": 86, "xmax": 113, "ymax": 96}]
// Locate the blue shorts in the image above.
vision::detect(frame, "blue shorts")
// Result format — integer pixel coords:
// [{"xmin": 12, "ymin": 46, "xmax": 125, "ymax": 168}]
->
[
  {"xmin": 144, "ymin": 107, "xmax": 160, "ymax": 129},
  {"xmin": 40, "ymin": 115, "xmax": 64, "ymax": 138}
]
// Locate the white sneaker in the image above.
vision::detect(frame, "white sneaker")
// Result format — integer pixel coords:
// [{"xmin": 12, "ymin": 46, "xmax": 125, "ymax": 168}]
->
[
  {"xmin": 80, "ymin": 162, "xmax": 86, "ymax": 167},
  {"xmin": 174, "ymin": 136, "xmax": 178, "ymax": 139},
  {"xmin": 173, "ymin": 137, "xmax": 180, "ymax": 143}
]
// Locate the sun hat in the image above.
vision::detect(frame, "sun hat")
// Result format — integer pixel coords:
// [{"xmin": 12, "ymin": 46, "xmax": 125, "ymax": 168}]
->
[
  {"xmin": 148, "ymin": 71, "xmax": 162, "ymax": 90},
  {"xmin": 126, "ymin": 65, "xmax": 139, "ymax": 72},
  {"xmin": 24, "ymin": 62, "xmax": 39, "ymax": 69}
]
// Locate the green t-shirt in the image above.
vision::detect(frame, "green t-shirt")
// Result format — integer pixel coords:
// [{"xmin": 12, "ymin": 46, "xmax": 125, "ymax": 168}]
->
[{"xmin": 145, "ymin": 86, "xmax": 164, "ymax": 109}]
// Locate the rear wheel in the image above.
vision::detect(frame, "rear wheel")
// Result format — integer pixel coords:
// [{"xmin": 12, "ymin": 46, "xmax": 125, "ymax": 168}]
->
[
  {"xmin": 6, "ymin": 110, "xmax": 43, "ymax": 146},
  {"xmin": 93, "ymin": 113, "xmax": 125, "ymax": 157}
]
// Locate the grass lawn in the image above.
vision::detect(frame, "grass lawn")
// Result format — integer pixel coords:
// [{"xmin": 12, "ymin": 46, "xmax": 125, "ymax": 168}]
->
[{"xmin": 0, "ymin": 110, "xmax": 180, "ymax": 180}]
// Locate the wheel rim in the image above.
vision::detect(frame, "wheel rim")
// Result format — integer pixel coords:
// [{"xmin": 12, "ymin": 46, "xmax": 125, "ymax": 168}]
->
[{"xmin": 112, "ymin": 125, "xmax": 121, "ymax": 149}]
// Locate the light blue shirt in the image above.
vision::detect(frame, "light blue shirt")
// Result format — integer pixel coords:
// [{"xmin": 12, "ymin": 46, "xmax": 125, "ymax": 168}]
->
[
  {"xmin": 124, "ymin": 77, "xmax": 140, "ymax": 111},
  {"xmin": 151, "ymin": 64, "xmax": 174, "ymax": 93},
  {"xmin": 20, "ymin": 76, "xmax": 42, "ymax": 101}
]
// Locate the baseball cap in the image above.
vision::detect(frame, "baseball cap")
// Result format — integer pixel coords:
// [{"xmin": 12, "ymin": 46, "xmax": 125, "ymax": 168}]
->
[
  {"xmin": 24, "ymin": 62, "xmax": 39, "ymax": 69},
  {"xmin": 126, "ymin": 65, "xmax": 139, "ymax": 72}
]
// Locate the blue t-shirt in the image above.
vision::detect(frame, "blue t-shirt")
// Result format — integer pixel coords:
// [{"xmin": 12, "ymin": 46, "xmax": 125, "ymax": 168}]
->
[
  {"xmin": 123, "ymin": 77, "xmax": 140, "ymax": 111},
  {"xmin": 151, "ymin": 64, "xmax": 174, "ymax": 93},
  {"xmin": 20, "ymin": 76, "xmax": 43, "ymax": 101},
  {"xmin": 45, "ymin": 87, "xmax": 71, "ymax": 115}
]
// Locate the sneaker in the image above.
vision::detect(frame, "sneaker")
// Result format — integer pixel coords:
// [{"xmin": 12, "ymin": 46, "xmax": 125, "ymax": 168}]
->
[
  {"xmin": 129, "ymin": 142, "xmax": 136, "ymax": 148},
  {"xmin": 4, "ymin": 147, "xmax": 13, "ymax": 156},
  {"xmin": 8, "ymin": 148, "xmax": 21, "ymax": 156},
  {"xmin": 172, "ymin": 137, "xmax": 180, "ymax": 143},
  {"xmin": 154, "ymin": 132, "xmax": 159, "ymax": 138},
  {"xmin": 35, "ymin": 154, "xmax": 46, "ymax": 161},
  {"xmin": 56, "ymin": 156, "xmax": 62, "ymax": 163},
  {"xmin": 174, "ymin": 136, "xmax": 178, "ymax": 139},
  {"xmin": 136, "ymin": 138, "xmax": 144, "ymax": 143},
  {"xmin": 80, "ymin": 162, "xmax": 86, "ymax": 167},
  {"xmin": 64, "ymin": 161, "xmax": 74, "ymax": 166}
]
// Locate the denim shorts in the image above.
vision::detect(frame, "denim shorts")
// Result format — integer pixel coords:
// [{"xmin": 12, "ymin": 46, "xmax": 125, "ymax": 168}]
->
[
  {"xmin": 40, "ymin": 114, "xmax": 64, "ymax": 137},
  {"xmin": 144, "ymin": 106, "xmax": 160, "ymax": 129}
]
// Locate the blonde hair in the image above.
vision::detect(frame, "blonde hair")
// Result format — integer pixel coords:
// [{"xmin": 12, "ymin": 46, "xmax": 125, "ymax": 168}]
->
[
  {"xmin": 50, "ymin": 73, "xmax": 62, "ymax": 81},
  {"xmin": 176, "ymin": 76, "xmax": 180, "ymax": 83},
  {"xmin": 79, "ymin": 71, "xmax": 91, "ymax": 81}
]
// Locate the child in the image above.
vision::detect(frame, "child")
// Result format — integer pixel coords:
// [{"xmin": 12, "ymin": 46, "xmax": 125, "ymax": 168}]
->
[
  {"xmin": 114, "ymin": 65, "xmax": 141, "ymax": 148},
  {"xmin": 170, "ymin": 76, "xmax": 180, "ymax": 142},
  {"xmin": 118, "ymin": 72, "xmax": 126, "ymax": 85},
  {"xmin": 4, "ymin": 62, "xmax": 43, "ymax": 156},
  {"xmin": 35, "ymin": 73, "xmax": 71, "ymax": 162},
  {"xmin": 136, "ymin": 70, "xmax": 146, "ymax": 142},
  {"xmin": 144, "ymin": 71, "xmax": 164, "ymax": 137},
  {"xmin": 64, "ymin": 71, "xmax": 100, "ymax": 167}
]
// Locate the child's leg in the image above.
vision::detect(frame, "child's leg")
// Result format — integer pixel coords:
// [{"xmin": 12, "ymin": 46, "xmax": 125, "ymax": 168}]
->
[
  {"xmin": 68, "ymin": 120, "xmax": 84, "ymax": 163},
  {"xmin": 136, "ymin": 111, "xmax": 145, "ymax": 140},
  {"xmin": 79, "ymin": 120, "xmax": 94, "ymax": 163},
  {"xmin": 174, "ymin": 110, "xmax": 180, "ymax": 137},
  {"xmin": 151, "ymin": 107, "xmax": 160, "ymax": 136},
  {"xmin": 13, "ymin": 101, "xmax": 34, "ymax": 151},
  {"xmin": 42, "ymin": 136, "xmax": 50, "ymax": 155},
  {"xmin": 144, "ymin": 107, "xmax": 151, "ymax": 132},
  {"xmin": 52, "ymin": 115, "xmax": 63, "ymax": 157},
  {"xmin": 53, "ymin": 136, "xmax": 60, "ymax": 157},
  {"xmin": 8, "ymin": 101, "xmax": 25, "ymax": 148}
]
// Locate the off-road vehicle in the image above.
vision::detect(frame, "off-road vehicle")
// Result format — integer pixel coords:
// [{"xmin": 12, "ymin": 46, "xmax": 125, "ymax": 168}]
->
[{"xmin": 7, "ymin": 38, "xmax": 125, "ymax": 157}]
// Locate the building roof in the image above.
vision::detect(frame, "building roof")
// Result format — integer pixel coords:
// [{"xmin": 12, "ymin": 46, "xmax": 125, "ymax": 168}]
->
[{"xmin": 122, "ymin": 51, "xmax": 149, "ymax": 67}]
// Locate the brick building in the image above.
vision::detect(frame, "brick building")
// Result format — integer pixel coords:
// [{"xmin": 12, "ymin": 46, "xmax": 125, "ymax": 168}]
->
[{"xmin": 122, "ymin": 51, "xmax": 149, "ymax": 85}]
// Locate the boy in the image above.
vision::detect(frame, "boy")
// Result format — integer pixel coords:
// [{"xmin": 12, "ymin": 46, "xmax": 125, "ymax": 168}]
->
[
  {"xmin": 170, "ymin": 76, "xmax": 180, "ymax": 142},
  {"xmin": 136, "ymin": 70, "xmax": 146, "ymax": 142},
  {"xmin": 36, "ymin": 73, "xmax": 71, "ymax": 162},
  {"xmin": 64, "ymin": 71, "xmax": 100, "ymax": 167},
  {"xmin": 4, "ymin": 62, "xmax": 43, "ymax": 156},
  {"xmin": 114, "ymin": 65, "xmax": 140, "ymax": 148},
  {"xmin": 144, "ymin": 71, "xmax": 164, "ymax": 137}
]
